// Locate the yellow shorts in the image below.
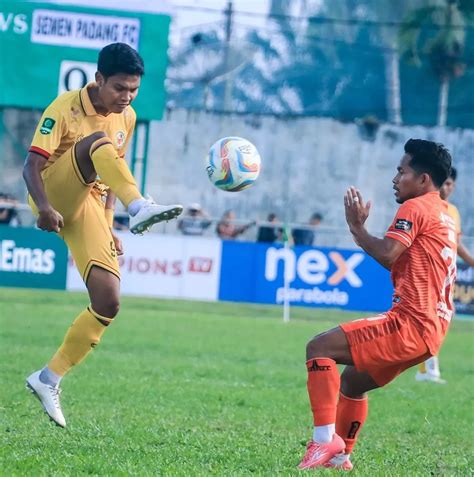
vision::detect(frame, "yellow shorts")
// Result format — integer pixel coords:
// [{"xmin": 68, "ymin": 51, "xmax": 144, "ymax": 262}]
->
[{"xmin": 29, "ymin": 146, "xmax": 120, "ymax": 282}]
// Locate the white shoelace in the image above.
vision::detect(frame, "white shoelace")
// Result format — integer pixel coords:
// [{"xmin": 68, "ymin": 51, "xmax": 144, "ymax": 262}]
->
[{"xmin": 49, "ymin": 386, "xmax": 62, "ymax": 407}]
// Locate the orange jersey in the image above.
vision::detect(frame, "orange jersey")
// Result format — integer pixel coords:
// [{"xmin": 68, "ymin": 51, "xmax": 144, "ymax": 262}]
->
[
  {"xmin": 385, "ymin": 191, "xmax": 457, "ymax": 354},
  {"xmin": 29, "ymin": 82, "xmax": 136, "ymax": 167}
]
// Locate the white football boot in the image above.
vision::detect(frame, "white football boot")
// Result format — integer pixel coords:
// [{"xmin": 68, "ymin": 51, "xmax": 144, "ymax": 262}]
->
[
  {"xmin": 415, "ymin": 371, "xmax": 446, "ymax": 384},
  {"xmin": 26, "ymin": 370, "xmax": 66, "ymax": 427},
  {"xmin": 415, "ymin": 356, "xmax": 446, "ymax": 384},
  {"xmin": 129, "ymin": 197, "xmax": 183, "ymax": 235}
]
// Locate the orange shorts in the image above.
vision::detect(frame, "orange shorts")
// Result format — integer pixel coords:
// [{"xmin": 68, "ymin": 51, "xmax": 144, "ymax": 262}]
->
[{"xmin": 340, "ymin": 311, "xmax": 431, "ymax": 387}]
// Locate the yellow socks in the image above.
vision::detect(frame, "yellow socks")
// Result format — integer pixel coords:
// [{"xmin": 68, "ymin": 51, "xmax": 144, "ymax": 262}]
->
[
  {"xmin": 48, "ymin": 306, "xmax": 113, "ymax": 376},
  {"xmin": 90, "ymin": 137, "xmax": 142, "ymax": 207}
]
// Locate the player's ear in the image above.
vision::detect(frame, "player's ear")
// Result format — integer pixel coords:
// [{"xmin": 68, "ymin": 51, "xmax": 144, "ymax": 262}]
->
[
  {"xmin": 419, "ymin": 172, "xmax": 431, "ymax": 186},
  {"xmin": 95, "ymin": 71, "xmax": 104, "ymax": 87}
]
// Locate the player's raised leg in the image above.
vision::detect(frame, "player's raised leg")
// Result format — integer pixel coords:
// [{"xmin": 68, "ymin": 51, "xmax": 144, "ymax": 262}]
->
[
  {"xmin": 74, "ymin": 131, "xmax": 182, "ymax": 234},
  {"xmin": 26, "ymin": 267, "xmax": 119, "ymax": 427},
  {"xmin": 298, "ymin": 327, "xmax": 353, "ymax": 470}
]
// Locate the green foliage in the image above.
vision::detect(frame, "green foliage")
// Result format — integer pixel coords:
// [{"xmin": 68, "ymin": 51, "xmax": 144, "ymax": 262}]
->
[
  {"xmin": 399, "ymin": 6, "xmax": 440, "ymax": 65},
  {"xmin": 399, "ymin": 1, "xmax": 468, "ymax": 80},
  {"xmin": 1, "ymin": 288, "xmax": 473, "ymax": 475}
]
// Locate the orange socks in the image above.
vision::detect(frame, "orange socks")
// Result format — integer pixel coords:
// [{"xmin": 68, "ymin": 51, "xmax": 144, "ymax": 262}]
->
[
  {"xmin": 306, "ymin": 357, "xmax": 368, "ymax": 453},
  {"xmin": 306, "ymin": 357, "xmax": 340, "ymax": 426},
  {"xmin": 336, "ymin": 393, "xmax": 368, "ymax": 454}
]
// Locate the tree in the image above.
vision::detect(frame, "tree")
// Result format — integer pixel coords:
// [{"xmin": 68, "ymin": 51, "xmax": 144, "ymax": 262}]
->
[
  {"xmin": 367, "ymin": 0, "xmax": 427, "ymax": 125},
  {"xmin": 399, "ymin": 0, "xmax": 474, "ymax": 126}
]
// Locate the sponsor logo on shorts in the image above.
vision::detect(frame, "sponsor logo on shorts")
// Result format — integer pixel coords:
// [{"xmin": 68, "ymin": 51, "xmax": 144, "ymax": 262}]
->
[
  {"xmin": 40, "ymin": 117, "xmax": 56, "ymax": 135},
  {"xmin": 394, "ymin": 219, "xmax": 412, "ymax": 231}
]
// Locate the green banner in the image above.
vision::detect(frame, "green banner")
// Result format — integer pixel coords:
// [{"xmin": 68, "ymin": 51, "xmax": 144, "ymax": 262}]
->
[
  {"xmin": 0, "ymin": 1, "xmax": 170, "ymax": 120},
  {"xmin": 0, "ymin": 226, "xmax": 68, "ymax": 289}
]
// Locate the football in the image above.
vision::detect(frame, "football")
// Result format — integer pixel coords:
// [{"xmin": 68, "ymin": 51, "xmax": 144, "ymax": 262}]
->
[{"xmin": 205, "ymin": 136, "xmax": 261, "ymax": 192}]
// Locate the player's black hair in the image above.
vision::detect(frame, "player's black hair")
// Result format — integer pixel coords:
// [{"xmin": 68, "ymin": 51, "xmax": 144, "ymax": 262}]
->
[
  {"xmin": 449, "ymin": 166, "xmax": 457, "ymax": 181},
  {"xmin": 404, "ymin": 139, "xmax": 452, "ymax": 188},
  {"xmin": 98, "ymin": 43, "xmax": 145, "ymax": 78},
  {"xmin": 311, "ymin": 212, "xmax": 323, "ymax": 222}
]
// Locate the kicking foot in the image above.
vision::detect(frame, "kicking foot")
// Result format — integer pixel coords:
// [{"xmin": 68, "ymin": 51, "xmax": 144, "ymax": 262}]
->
[
  {"xmin": 298, "ymin": 433, "xmax": 345, "ymax": 470},
  {"xmin": 129, "ymin": 198, "xmax": 183, "ymax": 235},
  {"xmin": 26, "ymin": 370, "xmax": 66, "ymax": 427}
]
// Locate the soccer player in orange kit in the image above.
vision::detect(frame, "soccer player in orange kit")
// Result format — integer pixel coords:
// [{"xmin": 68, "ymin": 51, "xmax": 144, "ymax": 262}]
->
[{"xmin": 298, "ymin": 139, "xmax": 456, "ymax": 470}]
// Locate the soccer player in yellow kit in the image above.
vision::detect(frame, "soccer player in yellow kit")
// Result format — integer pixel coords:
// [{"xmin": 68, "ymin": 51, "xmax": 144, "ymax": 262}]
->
[
  {"xmin": 416, "ymin": 166, "xmax": 474, "ymax": 384},
  {"xmin": 23, "ymin": 43, "xmax": 182, "ymax": 427}
]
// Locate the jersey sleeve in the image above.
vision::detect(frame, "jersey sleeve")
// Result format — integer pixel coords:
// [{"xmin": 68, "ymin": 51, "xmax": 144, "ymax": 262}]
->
[
  {"xmin": 385, "ymin": 200, "xmax": 424, "ymax": 248},
  {"xmin": 451, "ymin": 204, "xmax": 462, "ymax": 236},
  {"xmin": 29, "ymin": 105, "xmax": 66, "ymax": 159},
  {"xmin": 120, "ymin": 108, "xmax": 136, "ymax": 158}
]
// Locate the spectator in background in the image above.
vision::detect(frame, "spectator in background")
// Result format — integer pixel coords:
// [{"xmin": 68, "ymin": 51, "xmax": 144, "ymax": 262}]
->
[
  {"xmin": 292, "ymin": 212, "xmax": 323, "ymax": 246},
  {"xmin": 0, "ymin": 193, "xmax": 21, "ymax": 227},
  {"xmin": 439, "ymin": 167, "xmax": 474, "ymax": 266},
  {"xmin": 257, "ymin": 213, "xmax": 282, "ymax": 243},
  {"xmin": 178, "ymin": 203, "xmax": 212, "ymax": 236},
  {"xmin": 216, "ymin": 210, "xmax": 255, "ymax": 240}
]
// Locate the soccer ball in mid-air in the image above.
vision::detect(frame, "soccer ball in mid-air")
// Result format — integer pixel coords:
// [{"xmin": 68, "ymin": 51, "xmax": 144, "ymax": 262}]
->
[{"xmin": 205, "ymin": 136, "xmax": 261, "ymax": 192}]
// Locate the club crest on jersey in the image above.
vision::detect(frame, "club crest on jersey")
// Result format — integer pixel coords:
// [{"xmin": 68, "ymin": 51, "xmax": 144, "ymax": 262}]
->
[
  {"xmin": 395, "ymin": 219, "xmax": 412, "ymax": 231},
  {"xmin": 40, "ymin": 118, "xmax": 56, "ymax": 135},
  {"xmin": 116, "ymin": 130, "xmax": 126, "ymax": 148}
]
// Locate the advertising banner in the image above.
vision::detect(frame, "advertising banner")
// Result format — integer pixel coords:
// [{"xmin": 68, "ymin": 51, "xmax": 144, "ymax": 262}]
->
[
  {"xmin": 67, "ymin": 233, "xmax": 222, "ymax": 301},
  {"xmin": 0, "ymin": 225, "xmax": 68, "ymax": 289},
  {"xmin": 453, "ymin": 263, "xmax": 474, "ymax": 316},
  {"xmin": 219, "ymin": 242, "xmax": 393, "ymax": 312},
  {"xmin": 0, "ymin": 0, "xmax": 170, "ymax": 120}
]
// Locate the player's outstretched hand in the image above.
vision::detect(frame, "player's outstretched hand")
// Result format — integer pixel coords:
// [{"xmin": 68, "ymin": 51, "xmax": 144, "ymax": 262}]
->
[
  {"xmin": 37, "ymin": 206, "xmax": 64, "ymax": 233},
  {"xmin": 344, "ymin": 186, "xmax": 371, "ymax": 232},
  {"xmin": 111, "ymin": 231, "xmax": 124, "ymax": 256}
]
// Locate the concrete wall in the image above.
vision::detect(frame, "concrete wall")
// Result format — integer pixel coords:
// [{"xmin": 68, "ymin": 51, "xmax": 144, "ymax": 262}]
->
[{"xmin": 147, "ymin": 109, "xmax": 474, "ymax": 235}]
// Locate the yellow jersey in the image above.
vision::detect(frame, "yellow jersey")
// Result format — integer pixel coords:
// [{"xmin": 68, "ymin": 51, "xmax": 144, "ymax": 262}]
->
[
  {"xmin": 446, "ymin": 202, "xmax": 462, "ymax": 237},
  {"xmin": 29, "ymin": 82, "xmax": 136, "ymax": 168}
]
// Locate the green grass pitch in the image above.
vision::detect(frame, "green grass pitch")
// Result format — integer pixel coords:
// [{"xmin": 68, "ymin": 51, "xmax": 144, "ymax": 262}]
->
[{"xmin": 1, "ymin": 288, "xmax": 473, "ymax": 476}]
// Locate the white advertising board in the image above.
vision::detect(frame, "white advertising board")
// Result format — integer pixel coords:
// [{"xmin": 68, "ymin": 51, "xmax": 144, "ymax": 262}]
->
[{"xmin": 66, "ymin": 233, "xmax": 222, "ymax": 301}]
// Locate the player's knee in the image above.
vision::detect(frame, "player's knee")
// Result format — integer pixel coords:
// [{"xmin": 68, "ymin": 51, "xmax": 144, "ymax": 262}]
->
[
  {"xmin": 103, "ymin": 299, "xmax": 120, "ymax": 318},
  {"xmin": 340, "ymin": 374, "xmax": 357, "ymax": 398},
  {"xmin": 92, "ymin": 298, "xmax": 120, "ymax": 320},
  {"xmin": 81, "ymin": 132, "xmax": 109, "ymax": 157},
  {"xmin": 340, "ymin": 381, "xmax": 368, "ymax": 399},
  {"xmin": 306, "ymin": 334, "xmax": 328, "ymax": 360}
]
